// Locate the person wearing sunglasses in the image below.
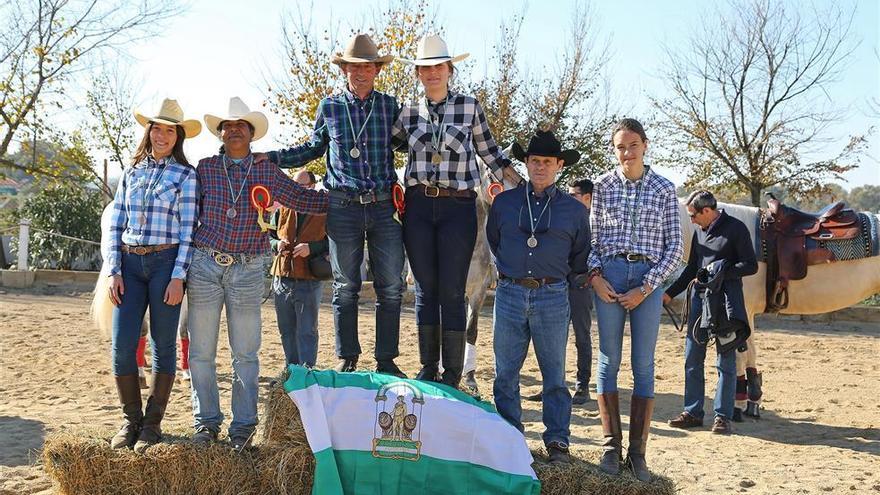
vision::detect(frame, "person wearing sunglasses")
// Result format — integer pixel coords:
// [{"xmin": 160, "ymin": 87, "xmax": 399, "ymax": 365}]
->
[{"xmin": 486, "ymin": 130, "xmax": 590, "ymax": 465}]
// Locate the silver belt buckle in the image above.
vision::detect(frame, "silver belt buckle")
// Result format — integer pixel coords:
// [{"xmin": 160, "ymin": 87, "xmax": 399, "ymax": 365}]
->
[
  {"xmin": 358, "ymin": 192, "xmax": 375, "ymax": 204},
  {"xmin": 131, "ymin": 246, "xmax": 148, "ymax": 255},
  {"xmin": 626, "ymin": 253, "xmax": 641, "ymax": 262},
  {"xmin": 213, "ymin": 252, "xmax": 234, "ymax": 266},
  {"xmin": 424, "ymin": 185, "xmax": 440, "ymax": 198}
]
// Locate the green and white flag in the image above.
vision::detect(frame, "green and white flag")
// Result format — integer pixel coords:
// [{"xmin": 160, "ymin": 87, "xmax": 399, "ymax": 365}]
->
[{"xmin": 283, "ymin": 365, "xmax": 541, "ymax": 495}]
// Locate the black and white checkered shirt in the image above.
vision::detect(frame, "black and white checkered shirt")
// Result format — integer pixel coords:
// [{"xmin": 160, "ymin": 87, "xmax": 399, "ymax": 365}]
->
[{"xmin": 392, "ymin": 91, "xmax": 511, "ymax": 190}]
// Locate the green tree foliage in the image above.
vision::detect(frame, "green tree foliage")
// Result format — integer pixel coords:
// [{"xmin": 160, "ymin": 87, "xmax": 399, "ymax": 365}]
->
[{"xmin": 848, "ymin": 184, "xmax": 880, "ymax": 212}]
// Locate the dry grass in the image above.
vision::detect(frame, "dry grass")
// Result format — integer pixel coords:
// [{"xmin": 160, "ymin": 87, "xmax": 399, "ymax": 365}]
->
[{"xmin": 42, "ymin": 370, "xmax": 674, "ymax": 494}]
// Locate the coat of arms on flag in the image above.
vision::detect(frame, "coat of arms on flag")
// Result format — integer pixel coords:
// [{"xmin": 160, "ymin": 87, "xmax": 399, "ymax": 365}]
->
[{"xmin": 283, "ymin": 365, "xmax": 541, "ymax": 495}]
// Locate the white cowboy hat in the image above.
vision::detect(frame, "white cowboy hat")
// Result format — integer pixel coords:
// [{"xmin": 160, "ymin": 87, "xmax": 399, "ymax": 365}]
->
[
  {"xmin": 331, "ymin": 34, "xmax": 394, "ymax": 66},
  {"xmin": 399, "ymin": 35, "xmax": 469, "ymax": 66},
  {"xmin": 133, "ymin": 98, "xmax": 201, "ymax": 138},
  {"xmin": 204, "ymin": 97, "xmax": 269, "ymax": 141}
]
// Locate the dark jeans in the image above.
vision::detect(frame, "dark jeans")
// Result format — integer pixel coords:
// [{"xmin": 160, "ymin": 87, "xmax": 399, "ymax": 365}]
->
[
  {"xmin": 111, "ymin": 247, "xmax": 180, "ymax": 376},
  {"xmin": 273, "ymin": 277, "xmax": 323, "ymax": 367},
  {"xmin": 570, "ymin": 286, "xmax": 593, "ymax": 387},
  {"xmin": 684, "ymin": 294, "xmax": 737, "ymax": 420},
  {"xmin": 326, "ymin": 196, "xmax": 404, "ymax": 360},
  {"xmin": 403, "ymin": 190, "xmax": 477, "ymax": 332}
]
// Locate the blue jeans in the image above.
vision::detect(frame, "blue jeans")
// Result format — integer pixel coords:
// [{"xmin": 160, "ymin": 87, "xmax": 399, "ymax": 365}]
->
[
  {"xmin": 570, "ymin": 286, "xmax": 593, "ymax": 387},
  {"xmin": 403, "ymin": 191, "xmax": 477, "ymax": 332},
  {"xmin": 111, "ymin": 247, "xmax": 180, "ymax": 376},
  {"xmin": 273, "ymin": 276, "xmax": 323, "ymax": 367},
  {"xmin": 186, "ymin": 248, "xmax": 268, "ymax": 438},
  {"xmin": 326, "ymin": 197, "xmax": 404, "ymax": 360},
  {"xmin": 493, "ymin": 278, "xmax": 572, "ymax": 446},
  {"xmin": 684, "ymin": 294, "xmax": 737, "ymax": 420},
  {"xmin": 594, "ymin": 257, "xmax": 663, "ymax": 398}
]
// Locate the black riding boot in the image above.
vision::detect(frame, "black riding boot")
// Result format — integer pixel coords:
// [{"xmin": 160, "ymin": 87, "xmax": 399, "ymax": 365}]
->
[
  {"xmin": 440, "ymin": 330, "xmax": 466, "ymax": 389},
  {"xmin": 415, "ymin": 325, "xmax": 441, "ymax": 382}
]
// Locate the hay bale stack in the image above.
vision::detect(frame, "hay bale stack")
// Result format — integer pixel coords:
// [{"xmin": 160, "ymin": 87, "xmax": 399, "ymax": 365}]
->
[{"xmin": 262, "ymin": 370, "xmax": 307, "ymax": 446}]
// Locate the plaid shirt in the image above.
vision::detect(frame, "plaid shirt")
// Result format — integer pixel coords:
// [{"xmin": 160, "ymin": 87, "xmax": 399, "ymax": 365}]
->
[
  {"xmin": 192, "ymin": 154, "xmax": 328, "ymax": 254},
  {"xmin": 268, "ymin": 89, "xmax": 401, "ymax": 193},
  {"xmin": 587, "ymin": 167, "xmax": 683, "ymax": 290},
  {"xmin": 107, "ymin": 157, "xmax": 198, "ymax": 279},
  {"xmin": 392, "ymin": 91, "xmax": 510, "ymax": 190}
]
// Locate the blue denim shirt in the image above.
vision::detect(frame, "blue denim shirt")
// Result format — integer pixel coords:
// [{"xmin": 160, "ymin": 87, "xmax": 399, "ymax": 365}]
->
[{"xmin": 487, "ymin": 183, "xmax": 591, "ymax": 284}]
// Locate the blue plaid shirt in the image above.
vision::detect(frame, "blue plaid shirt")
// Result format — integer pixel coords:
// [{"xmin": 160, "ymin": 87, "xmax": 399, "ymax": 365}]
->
[
  {"xmin": 268, "ymin": 88, "xmax": 401, "ymax": 194},
  {"xmin": 107, "ymin": 156, "xmax": 198, "ymax": 279},
  {"xmin": 587, "ymin": 166, "xmax": 683, "ymax": 290}
]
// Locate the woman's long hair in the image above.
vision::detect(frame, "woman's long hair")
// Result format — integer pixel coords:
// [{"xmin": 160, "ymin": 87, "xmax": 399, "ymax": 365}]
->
[{"xmin": 131, "ymin": 122, "xmax": 191, "ymax": 166}]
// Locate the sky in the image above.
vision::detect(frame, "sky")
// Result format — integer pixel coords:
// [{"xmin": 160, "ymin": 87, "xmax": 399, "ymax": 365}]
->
[{"xmin": 101, "ymin": 0, "xmax": 879, "ymax": 188}]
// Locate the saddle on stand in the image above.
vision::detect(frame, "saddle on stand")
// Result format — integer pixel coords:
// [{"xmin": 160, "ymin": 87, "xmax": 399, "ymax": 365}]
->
[{"xmin": 760, "ymin": 194, "xmax": 860, "ymax": 312}]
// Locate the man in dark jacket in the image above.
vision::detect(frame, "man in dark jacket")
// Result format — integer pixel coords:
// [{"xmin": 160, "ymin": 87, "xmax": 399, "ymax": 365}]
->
[{"xmin": 663, "ymin": 190, "xmax": 757, "ymax": 434}]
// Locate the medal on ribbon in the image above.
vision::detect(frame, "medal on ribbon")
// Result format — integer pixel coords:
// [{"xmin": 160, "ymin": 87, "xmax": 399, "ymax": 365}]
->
[
  {"xmin": 250, "ymin": 184, "xmax": 272, "ymax": 232},
  {"xmin": 392, "ymin": 183, "xmax": 406, "ymax": 225}
]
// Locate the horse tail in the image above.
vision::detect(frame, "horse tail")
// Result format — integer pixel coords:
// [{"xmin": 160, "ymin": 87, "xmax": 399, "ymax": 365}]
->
[{"xmin": 90, "ymin": 274, "xmax": 114, "ymax": 339}]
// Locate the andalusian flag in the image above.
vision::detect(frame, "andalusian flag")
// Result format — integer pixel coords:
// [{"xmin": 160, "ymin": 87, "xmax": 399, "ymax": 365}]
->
[{"xmin": 283, "ymin": 365, "xmax": 541, "ymax": 495}]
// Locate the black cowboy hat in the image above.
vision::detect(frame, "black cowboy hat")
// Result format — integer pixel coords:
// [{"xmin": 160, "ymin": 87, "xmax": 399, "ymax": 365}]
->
[{"xmin": 510, "ymin": 130, "xmax": 580, "ymax": 166}]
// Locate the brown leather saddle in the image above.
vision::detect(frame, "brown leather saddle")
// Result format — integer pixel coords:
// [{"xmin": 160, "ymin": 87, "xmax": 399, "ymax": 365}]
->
[{"xmin": 760, "ymin": 194, "xmax": 859, "ymax": 312}]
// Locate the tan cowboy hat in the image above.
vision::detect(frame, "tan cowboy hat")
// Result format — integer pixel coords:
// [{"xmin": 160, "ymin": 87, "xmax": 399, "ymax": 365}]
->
[
  {"xmin": 204, "ymin": 97, "xmax": 269, "ymax": 141},
  {"xmin": 331, "ymin": 34, "xmax": 394, "ymax": 66},
  {"xmin": 400, "ymin": 35, "xmax": 469, "ymax": 66},
  {"xmin": 133, "ymin": 98, "xmax": 201, "ymax": 138}
]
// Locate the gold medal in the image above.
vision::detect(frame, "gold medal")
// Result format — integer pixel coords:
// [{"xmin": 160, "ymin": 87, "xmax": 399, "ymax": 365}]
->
[{"xmin": 431, "ymin": 154, "xmax": 442, "ymax": 165}]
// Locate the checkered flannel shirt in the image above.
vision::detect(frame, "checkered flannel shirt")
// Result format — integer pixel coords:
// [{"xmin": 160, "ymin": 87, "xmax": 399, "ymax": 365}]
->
[
  {"xmin": 587, "ymin": 167, "xmax": 683, "ymax": 290},
  {"xmin": 107, "ymin": 156, "xmax": 198, "ymax": 279},
  {"xmin": 192, "ymin": 154, "xmax": 328, "ymax": 255},
  {"xmin": 392, "ymin": 91, "xmax": 510, "ymax": 190}
]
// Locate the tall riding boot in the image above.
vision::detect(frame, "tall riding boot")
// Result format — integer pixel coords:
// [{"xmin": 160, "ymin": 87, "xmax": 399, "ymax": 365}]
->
[
  {"xmin": 626, "ymin": 395, "xmax": 655, "ymax": 482},
  {"xmin": 110, "ymin": 374, "xmax": 143, "ymax": 449},
  {"xmin": 597, "ymin": 392, "xmax": 623, "ymax": 475},
  {"xmin": 415, "ymin": 325, "xmax": 441, "ymax": 382},
  {"xmin": 133, "ymin": 372, "xmax": 174, "ymax": 453},
  {"xmin": 440, "ymin": 330, "xmax": 466, "ymax": 389}
]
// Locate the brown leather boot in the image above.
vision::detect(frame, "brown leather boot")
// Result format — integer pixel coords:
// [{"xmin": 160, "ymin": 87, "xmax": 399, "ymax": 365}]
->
[
  {"xmin": 597, "ymin": 392, "xmax": 622, "ymax": 475},
  {"xmin": 133, "ymin": 372, "xmax": 174, "ymax": 454},
  {"xmin": 626, "ymin": 395, "xmax": 655, "ymax": 482},
  {"xmin": 110, "ymin": 374, "xmax": 143, "ymax": 449}
]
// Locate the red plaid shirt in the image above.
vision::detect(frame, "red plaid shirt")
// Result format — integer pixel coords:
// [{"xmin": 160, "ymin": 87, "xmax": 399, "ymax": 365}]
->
[{"xmin": 193, "ymin": 154, "xmax": 328, "ymax": 254}]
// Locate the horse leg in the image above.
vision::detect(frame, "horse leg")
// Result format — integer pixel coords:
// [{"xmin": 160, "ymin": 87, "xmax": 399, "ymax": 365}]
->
[{"xmin": 743, "ymin": 325, "xmax": 762, "ymax": 418}]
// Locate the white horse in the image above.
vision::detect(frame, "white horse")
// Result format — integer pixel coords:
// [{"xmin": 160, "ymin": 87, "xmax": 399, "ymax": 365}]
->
[{"xmin": 679, "ymin": 202, "xmax": 880, "ymax": 415}]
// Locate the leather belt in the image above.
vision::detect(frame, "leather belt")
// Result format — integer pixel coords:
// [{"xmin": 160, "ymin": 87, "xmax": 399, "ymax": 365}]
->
[
  {"xmin": 500, "ymin": 274, "xmax": 562, "ymax": 289},
  {"xmin": 615, "ymin": 253, "xmax": 650, "ymax": 262},
  {"xmin": 411, "ymin": 184, "xmax": 477, "ymax": 199},
  {"xmin": 122, "ymin": 243, "xmax": 177, "ymax": 255},
  {"xmin": 328, "ymin": 189, "xmax": 392, "ymax": 204},
  {"xmin": 196, "ymin": 246, "xmax": 261, "ymax": 267}
]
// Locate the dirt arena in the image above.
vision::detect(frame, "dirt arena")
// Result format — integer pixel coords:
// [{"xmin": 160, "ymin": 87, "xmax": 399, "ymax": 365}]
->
[{"xmin": 0, "ymin": 291, "xmax": 878, "ymax": 495}]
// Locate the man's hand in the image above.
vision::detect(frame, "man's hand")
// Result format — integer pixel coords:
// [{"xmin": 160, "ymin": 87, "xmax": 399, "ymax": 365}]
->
[
  {"xmin": 662, "ymin": 293, "xmax": 672, "ymax": 306},
  {"xmin": 164, "ymin": 278, "xmax": 185, "ymax": 306},
  {"xmin": 502, "ymin": 166, "xmax": 523, "ymax": 186},
  {"xmin": 253, "ymin": 152, "xmax": 270, "ymax": 164},
  {"xmin": 108, "ymin": 275, "xmax": 124, "ymax": 306},
  {"xmin": 292, "ymin": 243, "xmax": 311, "ymax": 258},
  {"xmin": 278, "ymin": 239, "xmax": 291, "ymax": 254},
  {"xmin": 591, "ymin": 275, "xmax": 619, "ymax": 303}
]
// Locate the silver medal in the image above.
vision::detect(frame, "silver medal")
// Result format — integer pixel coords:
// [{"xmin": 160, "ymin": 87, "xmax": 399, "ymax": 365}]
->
[
  {"xmin": 527, "ymin": 236, "xmax": 538, "ymax": 248},
  {"xmin": 631, "ymin": 233, "xmax": 638, "ymax": 244},
  {"xmin": 350, "ymin": 147, "xmax": 361, "ymax": 159},
  {"xmin": 226, "ymin": 207, "xmax": 237, "ymax": 219}
]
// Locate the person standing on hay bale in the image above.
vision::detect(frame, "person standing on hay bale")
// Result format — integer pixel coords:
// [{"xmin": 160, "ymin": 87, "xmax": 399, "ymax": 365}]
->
[
  {"xmin": 268, "ymin": 169, "xmax": 329, "ymax": 367},
  {"xmin": 664, "ymin": 190, "xmax": 757, "ymax": 435},
  {"xmin": 258, "ymin": 34, "xmax": 407, "ymax": 378},
  {"xmin": 588, "ymin": 118, "xmax": 683, "ymax": 481},
  {"xmin": 487, "ymin": 130, "xmax": 590, "ymax": 465},
  {"xmin": 105, "ymin": 98, "xmax": 201, "ymax": 453},
  {"xmin": 187, "ymin": 97, "xmax": 328, "ymax": 452}
]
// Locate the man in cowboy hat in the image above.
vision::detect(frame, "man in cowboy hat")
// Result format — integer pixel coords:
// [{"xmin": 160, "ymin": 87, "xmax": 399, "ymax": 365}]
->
[
  {"xmin": 262, "ymin": 33, "xmax": 407, "ymax": 377},
  {"xmin": 486, "ymin": 130, "xmax": 590, "ymax": 464},
  {"xmin": 187, "ymin": 97, "xmax": 327, "ymax": 451}
]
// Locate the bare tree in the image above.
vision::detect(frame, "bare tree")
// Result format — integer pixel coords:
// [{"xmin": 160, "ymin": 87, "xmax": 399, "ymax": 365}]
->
[
  {"xmin": 0, "ymin": 0, "xmax": 182, "ymax": 174},
  {"xmin": 652, "ymin": 0, "xmax": 865, "ymax": 206}
]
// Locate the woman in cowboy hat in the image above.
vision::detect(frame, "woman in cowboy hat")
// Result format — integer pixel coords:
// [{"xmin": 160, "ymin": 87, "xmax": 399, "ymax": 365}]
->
[
  {"xmin": 105, "ymin": 98, "xmax": 201, "ymax": 453},
  {"xmin": 392, "ymin": 35, "xmax": 520, "ymax": 389}
]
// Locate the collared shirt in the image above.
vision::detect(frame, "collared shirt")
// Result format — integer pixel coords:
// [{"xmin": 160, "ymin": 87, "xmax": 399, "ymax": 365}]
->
[
  {"xmin": 393, "ymin": 91, "xmax": 510, "ymax": 191},
  {"xmin": 107, "ymin": 156, "xmax": 198, "ymax": 279},
  {"xmin": 487, "ymin": 183, "xmax": 590, "ymax": 284},
  {"xmin": 192, "ymin": 154, "xmax": 328, "ymax": 254},
  {"xmin": 587, "ymin": 166, "xmax": 683, "ymax": 289},
  {"xmin": 268, "ymin": 88, "xmax": 401, "ymax": 194}
]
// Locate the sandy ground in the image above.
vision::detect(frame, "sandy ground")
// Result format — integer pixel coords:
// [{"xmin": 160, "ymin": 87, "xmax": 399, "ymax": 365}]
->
[{"xmin": 0, "ymin": 290, "xmax": 878, "ymax": 495}]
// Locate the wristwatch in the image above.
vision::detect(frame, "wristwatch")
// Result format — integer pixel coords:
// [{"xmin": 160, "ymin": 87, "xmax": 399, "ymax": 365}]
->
[{"xmin": 639, "ymin": 285, "xmax": 649, "ymax": 297}]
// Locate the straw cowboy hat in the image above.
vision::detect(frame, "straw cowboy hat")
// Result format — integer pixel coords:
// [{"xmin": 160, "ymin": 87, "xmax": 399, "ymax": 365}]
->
[
  {"xmin": 511, "ymin": 130, "xmax": 581, "ymax": 166},
  {"xmin": 204, "ymin": 97, "xmax": 269, "ymax": 141},
  {"xmin": 400, "ymin": 35, "xmax": 469, "ymax": 66},
  {"xmin": 133, "ymin": 98, "xmax": 201, "ymax": 138},
  {"xmin": 331, "ymin": 34, "xmax": 394, "ymax": 66}
]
